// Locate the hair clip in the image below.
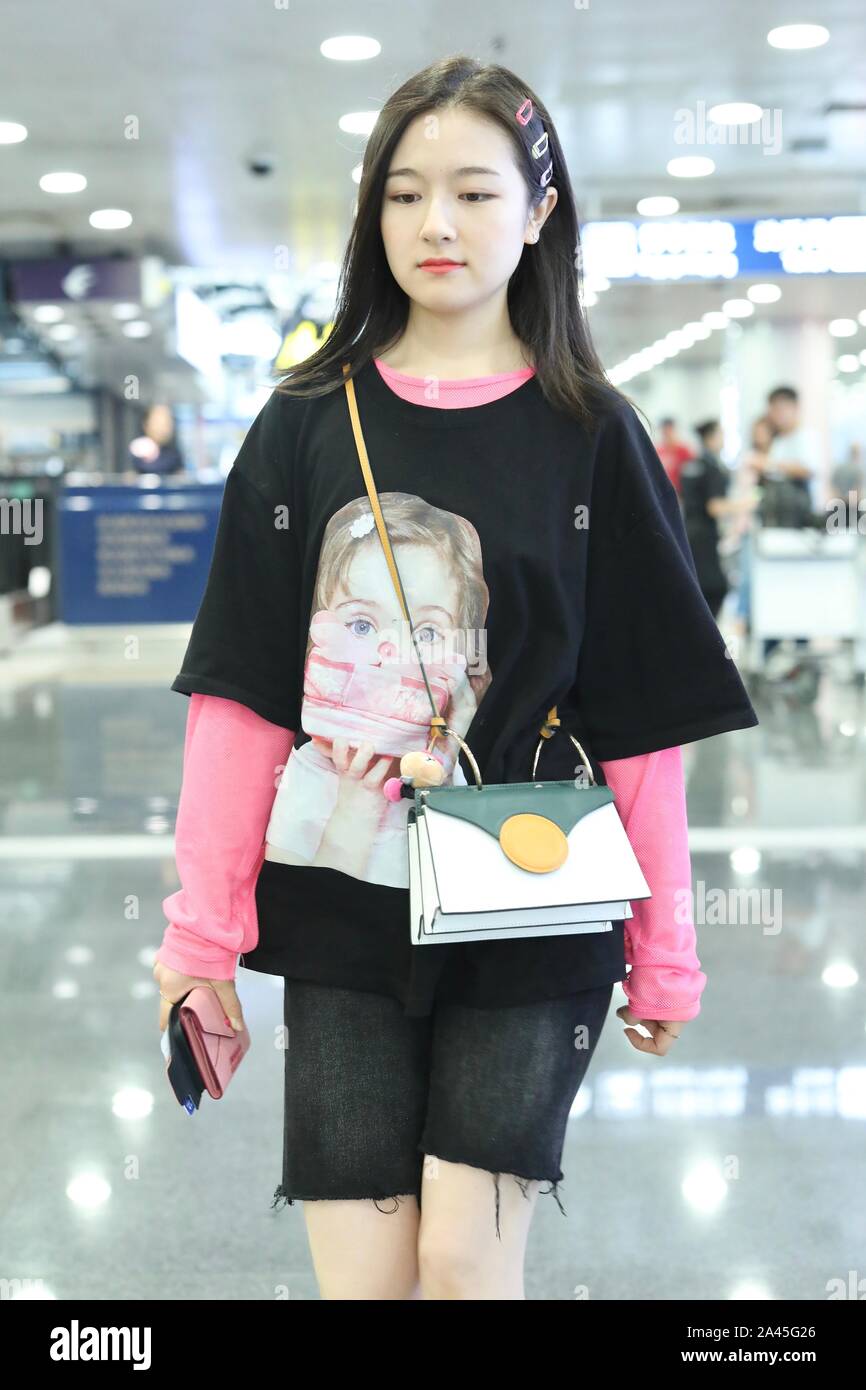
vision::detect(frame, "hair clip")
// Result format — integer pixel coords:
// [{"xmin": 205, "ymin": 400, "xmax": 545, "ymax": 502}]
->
[
  {"xmin": 350, "ymin": 512, "xmax": 376, "ymax": 539},
  {"xmin": 530, "ymin": 131, "xmax": 549, "ymax": 160},
  {"xmin": 515, "ymin": 97, "xmax": 533, "ymax": 126}
]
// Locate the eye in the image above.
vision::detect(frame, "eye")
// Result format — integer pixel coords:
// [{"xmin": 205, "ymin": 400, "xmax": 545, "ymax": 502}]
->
[
  {"xmin": 348, "ymin": 617, "xmax": 375, "ymax": 637},
  {"xmin": 387, "ymin": 193, "xmax": 495, "ymax": 205}
]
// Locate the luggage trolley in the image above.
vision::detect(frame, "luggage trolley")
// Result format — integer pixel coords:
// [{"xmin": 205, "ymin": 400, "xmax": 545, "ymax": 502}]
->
[{"xmin": 746, "ymin": 526, "xmax": 866, "ymax": 696}]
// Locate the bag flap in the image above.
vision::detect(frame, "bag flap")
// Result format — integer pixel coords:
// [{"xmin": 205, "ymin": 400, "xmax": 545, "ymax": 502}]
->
[
  {"xmin": 418, "ymin": 780, "xmax": 615, "ymax": 839},
  {"xmin": 179, "ymin": 985, "xmax": 236, "ymax": 1041}
]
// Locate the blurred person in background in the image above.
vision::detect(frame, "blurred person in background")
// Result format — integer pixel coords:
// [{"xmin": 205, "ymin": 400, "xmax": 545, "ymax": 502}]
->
[
  {"xmin": 830, "ymin": 441, "xmax": 865, "ymax": 528},
  {"xmin": 731, "ymin": 415, "xmax": 775, "ymax": 647},
  {"xmin": 747, "ymin": 414, "xmax": 776, "ymax": 466},
  {"xmin": 655, "ymin": 416, "xmax": 694, "ymax": 497},
  {"xmin": 680, "ymin": 420, "xmax": 759, "ymax": 621},
  {"xmin": 756, "ymin": 386, "xmax": 821, "ymax": 520},
  {"xmin": 128, "ymin": 403, "xmax": 185, "ymax": 476},
  {"xmin": 755, "ymin": 385, "xmax": 821, "ymax": 669}
]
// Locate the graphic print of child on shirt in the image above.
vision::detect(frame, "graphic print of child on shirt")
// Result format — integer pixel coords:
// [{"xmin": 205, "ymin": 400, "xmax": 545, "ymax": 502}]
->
[{"xmin": 265, "ymin": 491, "xmax": 493, "ymax": 888}]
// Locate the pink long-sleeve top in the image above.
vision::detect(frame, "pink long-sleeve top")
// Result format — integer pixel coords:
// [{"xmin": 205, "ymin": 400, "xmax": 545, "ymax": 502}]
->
[{"xmin": 158, "ymin": 360, "xmax": 707, "ymax": 1020}]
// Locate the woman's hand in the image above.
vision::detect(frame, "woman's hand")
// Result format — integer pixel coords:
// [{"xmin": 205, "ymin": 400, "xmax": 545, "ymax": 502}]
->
[
  {"xmin": 616, "ymin": 1004, "xmax": 688, "ymax": 1056},
  {"xmin": 309, "ymin": 735, "xmax": 397, "ymax": 877},
  {"xmin": 154, "ymin": 960, "xmax": 246, "ymax": 1034}
]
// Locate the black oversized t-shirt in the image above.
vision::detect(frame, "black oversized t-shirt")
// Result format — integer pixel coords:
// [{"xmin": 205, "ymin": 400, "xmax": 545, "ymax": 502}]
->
[{"xmin": 170, "ymin": 358, "xmax": 759, "ymax": 1016}]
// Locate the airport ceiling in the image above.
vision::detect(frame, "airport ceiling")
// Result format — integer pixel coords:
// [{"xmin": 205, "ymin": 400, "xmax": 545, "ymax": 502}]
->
[{"xmin": 1, "ymin": 0, "xmax": 865, "ymax": 392}]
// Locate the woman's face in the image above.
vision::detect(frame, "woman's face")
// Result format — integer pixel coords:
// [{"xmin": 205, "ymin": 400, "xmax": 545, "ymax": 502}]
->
[
  {"xmin": 145, "ymin": 405, "xmax": 174, "ymax": 444},
  {"xmin": 380, "ymin": 106, "xmax": 557, "ymax": 314}
]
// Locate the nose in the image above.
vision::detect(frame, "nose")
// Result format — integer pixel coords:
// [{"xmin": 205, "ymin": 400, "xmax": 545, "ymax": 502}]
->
[
  {"xmin": 418, "ymin": 194, "xmax": 458, "ymax": 245},
  {"xmin": 378, "ymin": 638, "xmax": 398, "ymax": 663}
]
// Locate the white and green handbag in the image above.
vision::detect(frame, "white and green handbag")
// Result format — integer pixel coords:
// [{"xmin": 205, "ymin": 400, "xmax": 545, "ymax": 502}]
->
[{"xmin": 343, "ymin": 363, "xmax": 652, "ymax": 945}]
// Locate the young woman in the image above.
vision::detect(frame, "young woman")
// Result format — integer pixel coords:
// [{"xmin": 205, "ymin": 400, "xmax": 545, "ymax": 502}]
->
[{"xmin": 154, "ymin": 55, "xmax": 759, "ymax": 1300}]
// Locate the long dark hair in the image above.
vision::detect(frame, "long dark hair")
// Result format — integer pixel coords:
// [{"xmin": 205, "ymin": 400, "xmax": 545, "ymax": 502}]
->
[{"xmin": 272, "ymin": 53, "xmax": 637, "ymax": 429}]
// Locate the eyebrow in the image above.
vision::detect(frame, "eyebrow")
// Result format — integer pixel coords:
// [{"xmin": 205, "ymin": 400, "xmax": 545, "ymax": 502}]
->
[{"xmin": 385, "ymin": 166, "xmax": 502, "ymax": 180}]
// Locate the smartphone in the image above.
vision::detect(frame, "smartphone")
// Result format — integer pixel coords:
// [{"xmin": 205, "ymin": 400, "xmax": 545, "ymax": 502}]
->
[{"xmin": 161, "ymin": 995, "xmax": 205, "ymax": 1113}]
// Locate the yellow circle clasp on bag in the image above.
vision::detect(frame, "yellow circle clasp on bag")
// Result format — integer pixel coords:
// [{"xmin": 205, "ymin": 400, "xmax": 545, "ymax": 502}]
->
[{"xmin": 498, "ymin": 813, "xmax": 568, "ymax": 873}]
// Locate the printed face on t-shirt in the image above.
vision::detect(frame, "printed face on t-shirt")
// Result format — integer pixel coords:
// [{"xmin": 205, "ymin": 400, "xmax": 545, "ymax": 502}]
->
[
  {"xmin": 264, "ymin": 488, "xmax": 493, "ymax": 888},
  {"xmin": 327, "ymin": 538, "xmax": 461, "ymax": 669}
]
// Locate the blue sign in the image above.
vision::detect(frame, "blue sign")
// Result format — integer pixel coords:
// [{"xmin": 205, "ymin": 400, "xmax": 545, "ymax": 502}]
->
[
  {"xmin": 56, "ymin": 481, "xmax": 224, "ymax": 624},
  {"xmin": 582, "ymin": 215, "xmax": 866, "ymax": 282}
]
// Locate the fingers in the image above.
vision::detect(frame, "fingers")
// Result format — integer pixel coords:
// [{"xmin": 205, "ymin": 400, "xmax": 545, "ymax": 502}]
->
[
  {"xmin": 621, "ymin": 1024, "xmax": 673, "ymax": 1056},
  {"xmin": 330, "ymin": 736, "xmax": 395, "ymax": 785},
  {"xmin": 210, "ymin": 979, "xmax": 245, "ymax": 1031},
  {"xmin": 154, "ymin": 961, "xmax": 244, "ymax": 1035},
  {"xmin": 616, "ymin": 1004, "xmax": 682, "ymax": 1056},
  {"xmin": 363, "ymin": 755, "xmax": 398, "ymax": 789},
  {"xmin": 330, "ymin": 735, "xmax": 371, "ymax": 775}
]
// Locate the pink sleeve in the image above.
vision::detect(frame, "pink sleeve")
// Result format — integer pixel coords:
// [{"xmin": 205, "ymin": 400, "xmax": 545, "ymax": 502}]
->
[
  {"xmin": 157, "ymin": 693, "xmax": 295, "ymax": 980},
  {"xmin": 598, "ymin": 745, "xmax": 707, "ymax": 1021}
]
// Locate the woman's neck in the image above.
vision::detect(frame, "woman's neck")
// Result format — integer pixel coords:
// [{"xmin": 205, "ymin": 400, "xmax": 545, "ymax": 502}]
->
[{"xmin": 374, "ymin": 319, "xmax": 534, "ymax": 378}]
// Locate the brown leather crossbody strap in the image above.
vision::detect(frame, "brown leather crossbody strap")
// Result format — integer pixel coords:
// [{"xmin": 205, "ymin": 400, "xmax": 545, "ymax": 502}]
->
[{"xmin": 341, "ymin": 361, "xmax": 560, "ymax": 753}]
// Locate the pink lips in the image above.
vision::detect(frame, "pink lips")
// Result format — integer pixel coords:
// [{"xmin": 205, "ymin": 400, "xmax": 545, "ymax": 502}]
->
[{"xmin": 419, "ymin": 260, "xmax": 465, "ymax": 274}]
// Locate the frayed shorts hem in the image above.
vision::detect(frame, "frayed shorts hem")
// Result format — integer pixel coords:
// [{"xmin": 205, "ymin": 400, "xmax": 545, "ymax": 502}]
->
[{"xmin": 271, "ymin": 1157, "xmax": 568, "ymax": 1240}]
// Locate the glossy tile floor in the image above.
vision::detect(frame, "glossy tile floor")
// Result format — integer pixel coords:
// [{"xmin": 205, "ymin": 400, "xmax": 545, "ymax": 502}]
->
[{"xmin": 1, "ymin": 622, "xmax": 864, "ymax": 1300}]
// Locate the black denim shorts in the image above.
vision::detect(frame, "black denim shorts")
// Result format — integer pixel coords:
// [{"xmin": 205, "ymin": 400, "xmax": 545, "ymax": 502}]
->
[{"xmin": 271, "ymin": 976, "xmax": 614, "ymax": 1239}]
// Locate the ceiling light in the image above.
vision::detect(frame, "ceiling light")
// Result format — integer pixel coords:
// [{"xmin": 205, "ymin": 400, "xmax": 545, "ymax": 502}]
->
[
  {"xmin": 320, "ymin": 35, "xmax": 381, "ymax": 61},
  {"xmin": 683, "ymin": 321, "xmax": 712, "ymax": 339},
  {"xmin": 666, "ymin": 156, "xmax": 715, "ymax": 178},
  {"xmin": 89, "ymin": 208, "xmax": 133, "ymax": 230},
  {"xmin": 32, "ymin": 305, "xmax": 65, "ymax": 323},
  {"xmin": 122, "ymin": 320, "xmax": 152, "ymax": 338},
  {"xmin": 708, "ymin": 102, "xmax": 763, "ymax": 125},
  {"xmin": 836, "ymin": 355, "xmax": 859, "ymax": 372},
  {"xmin": 829, "ymin": 318, "xmax": 858, "ymax": 337},
  {"xmin": 767, "ymin": 23, "xmax": 829, "ymax": 50},
  {"xmin": 39, "ymin": 171, "xmax": 87, "ymax": 194},
  {"xmin": 0, "ymin": 121, "xmax": 27, "ymax": 143},
  {"xmin": 338, "ymin": 111, "xmax": 380, "ymax": 135},
  {"xmin": 48, "ymin": 324, "xmax": 76, "ymax": 341},
  {"xmin": 702, "ymin": 311, "xmax": 730, "ymax": 329},
  {"xmin": 636, "ymin": 195, "xmax": 680, "ymax": 216},
  {"xmin": 111, "ymin": 303, "xmax": 141, "ymax": 319},
  {"xmin": 722, "ymin": 298, "xmax": 755, "ymax": 318},
  {"xmin": 747, "ymin": 283, "xmax": 782, "ymax": 303},
  {"xmin": 351, "ymin": 163, "xmax": 364, "ymax": 184}
]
